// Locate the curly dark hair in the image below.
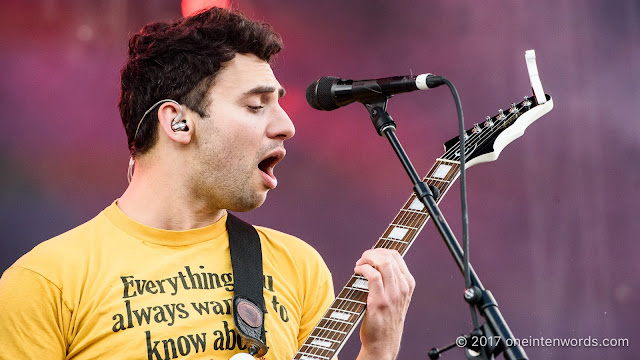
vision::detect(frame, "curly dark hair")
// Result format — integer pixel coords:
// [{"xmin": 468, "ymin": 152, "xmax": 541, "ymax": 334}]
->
[{"xmin": 119, "ymin": 7, "xmax": 283, "ymax": 155}]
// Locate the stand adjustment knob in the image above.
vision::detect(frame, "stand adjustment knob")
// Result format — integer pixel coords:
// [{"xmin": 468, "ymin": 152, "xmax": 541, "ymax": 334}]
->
[{"xmin": 464, "ymin": 286, "xmax": 483, "ymax": 304}]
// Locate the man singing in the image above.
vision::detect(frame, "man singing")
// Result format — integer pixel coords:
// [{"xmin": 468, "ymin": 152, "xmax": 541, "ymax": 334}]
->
[{"xmin": 0, "ymin": 7, "xmax": 414, "ymax": 360}]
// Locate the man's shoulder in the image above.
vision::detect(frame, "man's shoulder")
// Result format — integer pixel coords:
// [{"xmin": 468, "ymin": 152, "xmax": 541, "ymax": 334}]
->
[
  {"xmin": 253, "ymin": 225, "xmax": 333, "ymax": 290},
  {"xmin": 255, "ymin": 225, "xmax": 312, "ymax": 248},
  {"xmin": 8, "ymin": 210, "xmax": 110, "ymax": 279},
  {"xmin": 254, "ymin": 225, "xmax": 326, "ymax": 263}
]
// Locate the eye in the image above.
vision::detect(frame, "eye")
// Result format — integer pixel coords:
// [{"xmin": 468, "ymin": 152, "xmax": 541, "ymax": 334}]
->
[{"xmin": 248, "ymin": 105, "xmax": 264, "ymax": 112}]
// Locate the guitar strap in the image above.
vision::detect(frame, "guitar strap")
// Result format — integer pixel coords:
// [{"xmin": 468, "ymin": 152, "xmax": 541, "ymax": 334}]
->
[{"xmin": 226, "ymin": 213, "xmax": 269, "ymax": 358}]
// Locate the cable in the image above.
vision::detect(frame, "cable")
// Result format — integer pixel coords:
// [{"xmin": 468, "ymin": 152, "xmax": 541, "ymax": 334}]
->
[{"xmin": 441, "ymin": 78, "xmax": 488, "ymax": 360}]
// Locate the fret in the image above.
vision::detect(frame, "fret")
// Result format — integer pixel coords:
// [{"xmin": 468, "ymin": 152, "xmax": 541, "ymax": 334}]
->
[
  {"xmin": 332, "ymin": 294, "xmax": 364, "ymax": 304},
  {"xmin": 428, "ymin": 182, "xmax": 452, "ymax": 193},
  {"xmin": 300, "ymin": 347, "xmax": 333, "ymax": 358},
  {"xmin": 299, "ymin": 341, "xmax": 337, "ymax": 354},
  {"xmin": 334, "ymin": 297, "xmax": 366, "ymax": 305},
  {"xmin": 340, "ymin": 279, "xmax": 370, "ymax": 290},
  {"xmin": 320, "ymin": 317, "xmax": 352, "ymax": 326},
  {"xmin": 315, "ymin": 321, "xmax": 355, "ymax": 335},
  {"xmin": 335, "ymin": 288, "xmax": 368, "ymax": 298},
  {"xmin": 376, "ymin": 236, "xmax": 410, "ymax": 245},
  {"xmin": 335, "ymin": 290, "xmax": 367, "ymax": 300},
  {"xmin": 395, "ymin": 215, "xmax": 429, "ymax": 229},
  {"xmin": 387, "ymin": 222, "xmax": 418, "ymax": 229},
  {"xmin": 422, "ymin": 177, "xmax": 451, "ymax": 184},
  {"xmin": 406, "ymin": 197, "xmax": 426, "ymax": 211},
  {"xmin": 374, "ymin": 241, "xmax": 408, "ymax": 253},
  {"xmin": 375, "ymin": 238, "xmax": 408, "ymax": 246},
  {"xmin": 300, "ymin": 346, "xmax": 332, "ymax": 355},
  {"xmin": 431, "ymin": 164, "xmax": 452, "ymax": 178},
  {"xmin": 374, "ymin": 241, "xmax": 409, "ymax": 253},
  {"xmin": 298, "ymin": 353, "xmax": 330, "ymax": 360},
  {"xmin": 320, "ymin": 313, "xmax": 358, "ymax": 324},
  {"xmin": 314, "ymin": 326, "xmax": 348, "ymax": 335},
  {"xmin": 318, "ymin": 316, "xmax": 357, "ymax": 329},
  {"xmin": 309, "ymin": 336, "xmax": 340, "ymax": 345},
  {"xmin": 434, "ymin": 158, "xmax": 461, "ymax": 165},
  {"xmin": 398, "ymin": 207, "xmax": 428, "ymax": 219},
  {"xmin": 306, "ymin": 342, "xmax": 336, "ymax": 351},
  {"xmin": 387, "ymin": 227, "xmax": 409, "ymax": 241},
  {"xmin": 328, "ymin": 306, "xmax": 361, "ymax": 316},
  {"xmin": 389, "ymin": 218, "xmax": 422, "ymax": 231},
  {"xmin": 352, "ymin": 277, "xmax": 368, "ymax": 289},
  {"xmin": 307, "ymin": 324, "xmax": 352, "ymax": 342},
  {"xmin": 344, "ymin": 286, "xmax": 369, "ymax": 293},
  {"xmin": 401, "ymin": 208, "xmax": 427, "ymax": 216},
  {"xmin": 329, "ymin": 300, "xmax": 359, "ymax": 315}
]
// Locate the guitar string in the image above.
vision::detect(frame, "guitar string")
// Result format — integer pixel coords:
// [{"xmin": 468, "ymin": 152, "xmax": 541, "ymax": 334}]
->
[
  {"xmin": 442, "ymin": 98, "xmax": 533, "ymax": 162},
  {"xmin": 296, "ymin": 98, "xmax": 534, "ymax": 358},
  {"xmin": 446, "ymin": 99, "xmax": 530, "ymax": 160}
]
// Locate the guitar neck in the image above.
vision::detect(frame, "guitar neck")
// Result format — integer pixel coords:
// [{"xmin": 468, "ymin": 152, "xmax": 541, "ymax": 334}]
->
[{"xmin": 293, "ymin": 158, "xmax": 461, "ymax": 360}]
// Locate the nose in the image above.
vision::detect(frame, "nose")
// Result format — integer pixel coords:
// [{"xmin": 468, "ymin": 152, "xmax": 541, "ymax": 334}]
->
[{"xmin": 269, "ymin": 104, "xmax": 295, "ymax": 140}]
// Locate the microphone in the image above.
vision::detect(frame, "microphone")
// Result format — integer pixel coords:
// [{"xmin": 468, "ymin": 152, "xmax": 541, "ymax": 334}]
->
[{"xmin": 306, "ymin": 73, "xmax": 445, "ymax": 111}]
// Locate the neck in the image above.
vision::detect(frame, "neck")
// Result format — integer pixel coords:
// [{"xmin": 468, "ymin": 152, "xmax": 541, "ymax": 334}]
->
[{"xmin": 118, "ymin": 160, "xmax": 225, "ymax": 231}]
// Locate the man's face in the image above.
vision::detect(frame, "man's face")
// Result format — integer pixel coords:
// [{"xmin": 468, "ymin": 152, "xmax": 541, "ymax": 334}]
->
[{"xmin": 188, "ymin": 53, "xmax": 295, "ymax": 212}]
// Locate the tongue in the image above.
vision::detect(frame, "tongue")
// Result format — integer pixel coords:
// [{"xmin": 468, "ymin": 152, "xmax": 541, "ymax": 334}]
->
[{"xmin": 258, "ymin": 158, "xmax": 277, "ymax": 188}]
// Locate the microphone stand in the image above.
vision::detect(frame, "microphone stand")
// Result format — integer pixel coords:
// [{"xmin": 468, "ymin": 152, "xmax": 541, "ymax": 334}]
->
[{"xmin": 363, "ymin": 99, "xmax": 528, "ymax": 360}]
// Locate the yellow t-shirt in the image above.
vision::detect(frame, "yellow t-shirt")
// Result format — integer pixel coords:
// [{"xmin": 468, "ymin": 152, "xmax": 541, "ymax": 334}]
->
[{"xmin": 0, "ymin": 202, "xmax": 334, "ymax": 360}]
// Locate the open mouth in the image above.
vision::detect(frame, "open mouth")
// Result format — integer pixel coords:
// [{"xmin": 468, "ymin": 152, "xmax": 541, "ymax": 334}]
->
[
  {"xmin": 258, "ymin": 155, "xmax": 280, "ymax": 177},
  {"xmin": 257, "ymin": 150, "xmax": 285, "ymax": 188}
]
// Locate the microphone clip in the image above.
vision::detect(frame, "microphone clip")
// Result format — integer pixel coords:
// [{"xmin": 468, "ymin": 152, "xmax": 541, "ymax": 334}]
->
[{"xmin": 364, "ymin": 99, "xmax": 396, "ymax": 136}]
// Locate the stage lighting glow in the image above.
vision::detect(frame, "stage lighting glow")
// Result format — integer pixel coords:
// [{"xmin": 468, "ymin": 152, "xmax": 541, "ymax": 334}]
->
[{"xmin": 181, "ymin": 0, "xmax": 230, "ymax": 17}]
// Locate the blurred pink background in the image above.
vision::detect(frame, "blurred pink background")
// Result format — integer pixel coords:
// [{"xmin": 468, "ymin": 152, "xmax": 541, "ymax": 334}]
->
[{"xmin": 1, "ymin": 0, "xmax": 638, "ymax": 359}]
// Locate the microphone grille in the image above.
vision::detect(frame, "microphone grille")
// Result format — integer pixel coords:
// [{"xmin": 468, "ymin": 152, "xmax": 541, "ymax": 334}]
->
[{"xmin": 306, "ymin": 76, "xmax": 340, "ymax": 111}]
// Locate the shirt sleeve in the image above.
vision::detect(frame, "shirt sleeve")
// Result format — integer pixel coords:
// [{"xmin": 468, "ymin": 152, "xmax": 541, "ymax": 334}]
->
[
  {"xmin": 0, "ymin": 266, "xmax": 70, "ymax": 360},
  {"xmin": 296, "ymin": 265, "xmax": 335, "ymax": 348}
]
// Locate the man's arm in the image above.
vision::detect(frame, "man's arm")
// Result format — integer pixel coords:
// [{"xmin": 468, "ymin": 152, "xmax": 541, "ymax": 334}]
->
[
  {"xmin": 353, "ymin": 249, "xmax": 415, "ymax": 360},
  {"xmin": 0, "ymin": 266, "xmax": 68, "ymax": 359}
]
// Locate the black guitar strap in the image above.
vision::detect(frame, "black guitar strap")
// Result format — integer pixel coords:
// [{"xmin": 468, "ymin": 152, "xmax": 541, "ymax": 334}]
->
[{"xmin": 226, "ymin": 212, "xmax": 269, "ymax": 358}]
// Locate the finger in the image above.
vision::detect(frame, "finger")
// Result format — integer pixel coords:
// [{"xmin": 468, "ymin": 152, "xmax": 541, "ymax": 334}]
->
[
  {"xmin": 353, "ymin": 263, "xmax": 384, "ymax": 298},
  {"xmin": 391, "ymin": 250, "xmax": 415, "ymax": 291},
  {"xmin": 355, "ymin": 249, "xmax": 401, "ymax": 295},
  {"xmin": 365, "ymin": 250, "xmax": 414, "ymax": 305},
  {"xmin": 355, "ymin": 248, "xmax": 397, "ymax": 268},
  {"xmin": 390, "ymin": 250, "xmax": 409, "ymax": 275}
]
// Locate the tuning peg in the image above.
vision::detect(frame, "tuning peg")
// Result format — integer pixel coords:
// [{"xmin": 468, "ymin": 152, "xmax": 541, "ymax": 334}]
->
[
  {"xmin": 509, "ymin": 103, "xmax": 519, "ymax": 113},
  {"xmin": 522, "ymin": 96, "xmax": 532, "ymax": 107},
  {"xmin": 497, "ymin": 109, "xmax": 506, "ymax": 120},
  {"xmin": 473, "ymin": 123, "xmax": 482, "ymax": 133},
  {"xmin": 484, "ymin": 116, "xmax": 494, "ymax": 127}
]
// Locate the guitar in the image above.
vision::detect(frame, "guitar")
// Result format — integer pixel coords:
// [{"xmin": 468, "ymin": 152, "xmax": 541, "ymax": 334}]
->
[{"xmin": 292, "ymin": 93, "xmax": 554, "ymax": 360}]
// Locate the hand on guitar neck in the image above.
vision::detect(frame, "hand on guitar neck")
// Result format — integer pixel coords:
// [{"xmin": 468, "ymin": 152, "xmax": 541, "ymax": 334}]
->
[{"xmin": 353, "ymin": 248, "xmax": 416, "ymax": 360}]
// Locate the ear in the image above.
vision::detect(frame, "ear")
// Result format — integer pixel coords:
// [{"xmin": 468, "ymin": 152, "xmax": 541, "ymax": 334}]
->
[{"xmin": 157, "ymin": 101, "xmax": 193, "ymax": 145}]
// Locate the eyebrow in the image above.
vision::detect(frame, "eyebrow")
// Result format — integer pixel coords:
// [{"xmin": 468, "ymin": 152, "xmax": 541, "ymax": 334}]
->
[{"xmin": 243, "ymin": 85, "xmax": 286, "ymax": 99}]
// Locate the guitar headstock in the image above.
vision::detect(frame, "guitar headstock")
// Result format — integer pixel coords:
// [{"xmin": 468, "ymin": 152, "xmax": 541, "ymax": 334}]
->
[{"xmin": 442, "ymin": 94, "xmax": 553, "ymax": 168}]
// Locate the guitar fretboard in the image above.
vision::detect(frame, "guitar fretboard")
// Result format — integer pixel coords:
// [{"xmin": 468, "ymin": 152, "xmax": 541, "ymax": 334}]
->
[{"xmin": 293, "ymin": 158, "xmax": 461, "ymax": 360}]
